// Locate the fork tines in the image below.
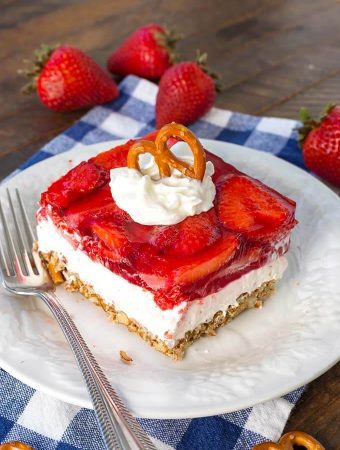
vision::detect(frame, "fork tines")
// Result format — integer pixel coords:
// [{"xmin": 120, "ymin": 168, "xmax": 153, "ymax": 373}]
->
[{"xmin": 0, "ymin": 189, "xmax": 38, "ymax": 278}]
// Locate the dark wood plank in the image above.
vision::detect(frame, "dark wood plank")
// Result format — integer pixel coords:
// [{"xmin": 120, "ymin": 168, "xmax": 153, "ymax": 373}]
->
[
  {"xmin": 0, "ymin": 107, "xmax": 80, "ymax": 159},
  {"xmin": 219, "ymin": 47, "xmax": 340, "ymax": 114},
  {"xmin": 0, "ymin": 1, "xmax": 340, "ymax": 448},
  {"xmin": 263, "ymin": 71, "xmax": 340, "ymax": 119},
  {"xmin": 284, "ymin": 362, "xmax": 340, "ymax": 450},
  {"xmin": 0, "ymin": 0, "xmax": 82, "ymax": 29}
]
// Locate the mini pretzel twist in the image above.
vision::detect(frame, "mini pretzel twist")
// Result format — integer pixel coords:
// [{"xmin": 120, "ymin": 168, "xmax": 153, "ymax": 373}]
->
[
  {"xmin": 127, "ymin": 123, "xmax": 206, "ymax": 181},
  {"xmin": 252, "ymin": 431, "xmax": 325, "ymax": 450},
  {"xmin": 0, "ymin": 442, "xmax": 34, "ymax": 450}
]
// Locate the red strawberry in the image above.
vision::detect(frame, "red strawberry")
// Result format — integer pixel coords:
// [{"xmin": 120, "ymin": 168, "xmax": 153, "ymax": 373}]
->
[
  {"xmin": 126, "ymin": 222, "xmax": 155, "ymax": 243},
  {"xmin": 299, "ymin": 105, "xmax": 340, "ymax": 187},
  {"xmin": 22, "ymin": 44, "xmax": 118, "ymax": 111},
  {"xmin": 64, "ymin": 185, "xmax": 129, "ymax": 228},
  {"xmin": 137, "ymin": 232, "xmax": 239, "ymax": 294},
  {"xmin": 167, "ymin": 136, "xmax": 181, "ymax": 148},
  {"xmin": 151, "ymin": 209, "xmax": 220, "ymax": 256},
  {"xmin": 41, "ymin": 161, "xmax": 109, "ymax": 209},
  {"xmin": 217, "ymin": 174, "xmax": 296, "ymax": 241},
  {"xmin": 155, "ymin": 54, "xmax": 217, "ymax": 128},
  {"xmin": 91, "ymin": 140, "xmax": 134, "ymax": 170},
  {"xmin": 140, "ymin": 130, "xmax": 159, "ymax": 141},
  {"xmin": 107, "ymin": 24, "xmax": 178, "ymax": 79},
  {"xmin": 175, "ymin": 233, "xmax": 239, "ymax": 284},
  {"xmin": 91, "ymin": 131, "xmax": 158, "ymax": 170},
  {"xmin": 144, "ymin": 233, "xmax": 239, "ymax": 292},
  {"xmin": 92, "ymin": 219, "xmax": 155, "ymax": 255},
  {"xmin": 92, "ymin": 220, "xmax": 131, "ymax": 256}
]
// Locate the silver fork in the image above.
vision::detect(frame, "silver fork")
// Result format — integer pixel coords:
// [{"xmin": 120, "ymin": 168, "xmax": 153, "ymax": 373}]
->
[{"xmin": 0, "ymin": 189, "xmax": 157, "ymax": 450}]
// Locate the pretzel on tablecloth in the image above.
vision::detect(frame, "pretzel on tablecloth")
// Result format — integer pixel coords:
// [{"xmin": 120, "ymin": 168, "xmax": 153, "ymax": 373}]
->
[
  {"xmin": 0, "ymin": 442, "xmax": 35, "ymax": 450},
  {"xmin": 253, "ymin": 430, "xmax": 325, "ymax": 450}
]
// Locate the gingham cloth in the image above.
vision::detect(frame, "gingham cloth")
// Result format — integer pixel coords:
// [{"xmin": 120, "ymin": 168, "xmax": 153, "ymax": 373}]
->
[{"xmin": 1, "ymin": 75, "xmax": 306, "ymax": 450}]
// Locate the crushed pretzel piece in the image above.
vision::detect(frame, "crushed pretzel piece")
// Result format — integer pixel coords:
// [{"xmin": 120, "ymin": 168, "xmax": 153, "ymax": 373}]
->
[
  {"xmin": 119, "ymin": 350, "xmax": 133, "ymax": 364},
  {"xmin": 254, "ymin": 300, "xmax": 263, "ymax": 308},
  {"xmin": 47, "ymin": 261, "xmax": 64, "ymax": 284},
  {"xmin": 206, "ymin": 327, "xmax": 216, "ymax": 336}
]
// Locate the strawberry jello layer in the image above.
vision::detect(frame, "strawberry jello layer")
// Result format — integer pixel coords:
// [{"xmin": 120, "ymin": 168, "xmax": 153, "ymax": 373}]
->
[
  {"xmin": 36, "ymin": 133, "xmax": 297, "ymax": 357},
  {"xmin": 37, "ymin": 215, "xmax": 288, "ymax": 347},
  {"xmin": 37, "ymin": 135, "xmax": 297, "ymax": 309}
]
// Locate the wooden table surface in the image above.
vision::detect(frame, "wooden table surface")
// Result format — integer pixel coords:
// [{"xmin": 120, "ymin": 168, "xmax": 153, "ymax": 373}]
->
[{"xmin": 1, "ymin": 0, "xmax": 340, "ymax": 448}]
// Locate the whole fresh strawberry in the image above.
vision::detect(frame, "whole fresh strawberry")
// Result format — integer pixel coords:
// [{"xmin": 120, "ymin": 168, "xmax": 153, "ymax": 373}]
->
[
  {"xmin": 107, "ymin": 24, "xmax": 178, "ymax": 79},
  {"xmin": 21, "ymin": 44, "xmax": 119, "ymax": 112},
  {"xmin": 155, "ymin": 53, "xmax": 217, "ymax": 128},
  {"xmin": 299, "ymin": 105, "xmax": 340, "ymax": 186}
]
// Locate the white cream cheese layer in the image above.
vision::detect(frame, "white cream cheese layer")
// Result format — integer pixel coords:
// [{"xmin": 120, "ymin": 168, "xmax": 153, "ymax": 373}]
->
[
  {"xmin": 109, "ymin": 142, "xmax": 216, "ymax": 225},
  {"xmin": 37, "ymin": 218, "xmax": 287, "ymax": 347}
]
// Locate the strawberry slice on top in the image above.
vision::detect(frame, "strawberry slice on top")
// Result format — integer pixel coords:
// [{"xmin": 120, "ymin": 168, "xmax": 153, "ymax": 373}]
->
[
  {"xmin": 217, "ymin": 174, "xmax": 296, "ymax": 241},
  {"xmin": 90, "ymin": 131, "xmax": 158, "ymax": 170},
  {"xmin": 41, "ymin": 161, "xmax": 109, "ymax": 210},
  {"xmin": 64, "ymin": 185, "xmax": 130, "ymax": 229},
  {"xmin": 150, "ymin": 209, "xmax": 221, "ymax": 256},
  {"xmin": 91, "ymin": 220, "xmax": 131, "ymax": 257}
]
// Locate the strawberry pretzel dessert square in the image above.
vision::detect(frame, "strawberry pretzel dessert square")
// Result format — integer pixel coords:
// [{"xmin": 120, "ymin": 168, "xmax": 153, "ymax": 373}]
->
[{"xmin": 36, "ymin": 123, "xmax": 297, "ymax": 360}]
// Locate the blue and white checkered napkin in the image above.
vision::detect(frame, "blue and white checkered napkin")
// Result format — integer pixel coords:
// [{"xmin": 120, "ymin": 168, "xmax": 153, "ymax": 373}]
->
[{"xmin": 1, "ymin": 75, "xmax": 306, "ymax": 450}]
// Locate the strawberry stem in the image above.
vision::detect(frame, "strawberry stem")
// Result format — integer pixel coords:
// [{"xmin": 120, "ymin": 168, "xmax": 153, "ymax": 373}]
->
[
  {"xmin": 320, "ymin": 103, "xmax": 336, "ymax": 120},
  {"xmin": 298, "ymin": 104, "xmax": 336, "ymax": 144},
  {"xmin": 195, "ymin": 50, "xmax": 223, "ymax": 93},
  {"xmin": 154, "ymin": 27, "xmax": 182, "ymax": 64},
  {"xmin": 18, "ymin": 44, "xmax": 57, "ymax": 94},
  {"xmin": 299, "ymin": 107, "xmax": 313, "ymax": 123}
]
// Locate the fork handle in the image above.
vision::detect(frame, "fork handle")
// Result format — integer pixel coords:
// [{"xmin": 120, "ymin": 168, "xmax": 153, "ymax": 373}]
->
[{"xmin": 39, "ymin": 291, "xmax": 156, "ymax": 450}]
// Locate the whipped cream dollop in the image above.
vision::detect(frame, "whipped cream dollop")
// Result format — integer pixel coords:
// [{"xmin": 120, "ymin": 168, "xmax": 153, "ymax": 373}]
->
[{"xmin": 109, "ymin": 142, "xmax": 216, "ymax": 225}]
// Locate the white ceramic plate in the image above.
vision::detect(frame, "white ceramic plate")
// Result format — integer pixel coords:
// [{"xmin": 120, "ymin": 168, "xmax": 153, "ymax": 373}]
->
[{"xmin": 1, "ymin": 139, "xmax": 340, "ymax": 419}]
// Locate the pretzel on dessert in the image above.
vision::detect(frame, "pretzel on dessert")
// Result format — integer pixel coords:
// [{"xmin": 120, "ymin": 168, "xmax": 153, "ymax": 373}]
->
[
  {"xmin": 0, "ymin": 442, "xmax": 35, "ymax": 450},
  {"xmin": 252, "ymin": 431, "xmax": 325, "ymax": 450},
  {"xmin": 127, "ymin": 123, "xmax": 206, "ymax": 181},
  {"xmin": 127, "ymin": 139, "xmax": 171, "ymax": 178}
]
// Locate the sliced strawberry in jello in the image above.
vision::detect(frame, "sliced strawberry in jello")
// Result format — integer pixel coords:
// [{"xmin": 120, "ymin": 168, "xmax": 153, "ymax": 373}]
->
[
  {"xmin": 91, "ymin": 131, "xmax": 158, "ymax": 170},
  {"xmin": 217, "ymin": 174, "xmax": 296, "ymax": 241},
  {"xmin": 41, "ymin": 161, "xmax": 109, "ymax": 209},
  {"xmin": 150, "ymin": 209, "xmax": 221, "ymax": 256},
  {"xmin": 91, "ymin": 218, "xmax": 155, "ymax": 257},
  {"xmin": 174, "ymin": 233, "xmax": 239, "ymax": 283},
  {"xmin": 139, "ymin": 233, "xmax": 239, "ymax": 293},
  {"xmin": 91, "ymin": 220, "xmax": 131, "ymax": 257},
  {"xmin": 91, "ymin": 141, "xmax": 133, "ymax": 170},
  {"xmin": 125, "ymin": 221, "xmax": 155, "ymax": 243},
  {"xmin": 64, "ymin": 185, "xmax": 129, "ymax": 228}
]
